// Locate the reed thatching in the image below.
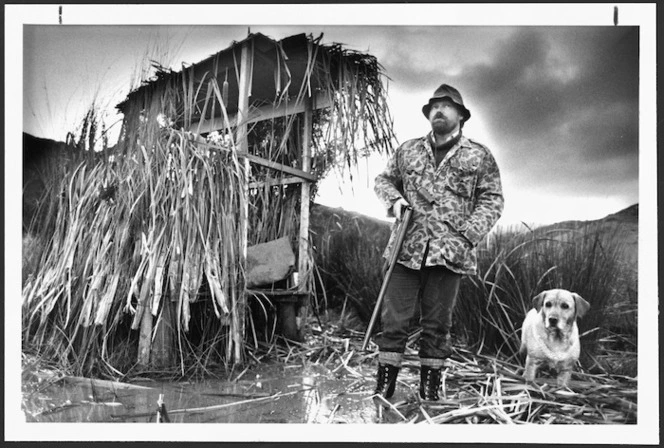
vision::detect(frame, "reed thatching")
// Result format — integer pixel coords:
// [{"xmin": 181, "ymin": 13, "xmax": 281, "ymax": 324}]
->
[{"xmin": 22, "ymin": 32, "xmax": 396, "ymax": 378}]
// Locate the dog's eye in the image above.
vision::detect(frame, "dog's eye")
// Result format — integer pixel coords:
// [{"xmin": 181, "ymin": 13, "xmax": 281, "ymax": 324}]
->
[
  {"xmin": 561, "ymin": 303, "xmax": 570, "ymax": 309},
  {"xmin": 544, "ymin": 302, "xmax": 552, "ymax": 308}
]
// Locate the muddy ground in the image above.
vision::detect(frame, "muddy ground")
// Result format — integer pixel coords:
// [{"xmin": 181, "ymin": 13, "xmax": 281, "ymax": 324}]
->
[{"xmin": 21, "ymin": 338, "xmax": 637, "ymax": 426}]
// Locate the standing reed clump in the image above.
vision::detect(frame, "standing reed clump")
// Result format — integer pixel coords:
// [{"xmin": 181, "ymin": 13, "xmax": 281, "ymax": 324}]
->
[
  {"xmin": 22, "ymin": 111, "xmax": 249, "ymax": 377},
  {"xmin": 308, "ymin": 204, "xmax": 636, "ymax": 376},
  {"xmin": 309, "ymin": 204, "xmax": 391, "ymax": 321},
  {"xmin": 454, "ymin": 222, "xmax": 636, "ymax": 374}
]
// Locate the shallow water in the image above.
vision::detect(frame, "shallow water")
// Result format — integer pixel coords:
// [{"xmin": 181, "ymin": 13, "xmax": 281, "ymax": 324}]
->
[{"xmin": 22, "ymin": 361, "xmax": 417, "ymax": 424}]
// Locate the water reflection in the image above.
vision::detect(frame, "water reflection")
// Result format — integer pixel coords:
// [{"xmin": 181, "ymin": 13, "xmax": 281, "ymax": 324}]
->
[{"xmin": 23, "ymin": 362, "xmax": 385, "ymax": 424}]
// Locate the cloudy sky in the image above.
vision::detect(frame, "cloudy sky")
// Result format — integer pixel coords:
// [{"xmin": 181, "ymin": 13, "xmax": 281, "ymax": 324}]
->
[
  {"xmin": 5, "ymin": 4, "xmax": 660, "ymax": 443},
  {"xmin": 17, "ymin": 5, "xmax": 650, "ymax": 227}
]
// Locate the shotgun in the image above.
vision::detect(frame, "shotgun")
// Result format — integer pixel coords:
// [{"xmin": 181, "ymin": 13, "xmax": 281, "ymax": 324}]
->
[{"xmin": 361, "ymin": 206, "xmax": 413, "ymax": 351}]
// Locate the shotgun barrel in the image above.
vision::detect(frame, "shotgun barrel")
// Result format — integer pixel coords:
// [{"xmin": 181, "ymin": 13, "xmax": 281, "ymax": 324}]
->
[{"xmin": 361, "ymin": 206, "xmax": 413, "ymax": 351}]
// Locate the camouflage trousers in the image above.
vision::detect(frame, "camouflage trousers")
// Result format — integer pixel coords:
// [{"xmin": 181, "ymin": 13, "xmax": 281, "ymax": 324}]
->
[{"xmin": 377, "ymin": 262, "xmax": 461, "ymax": 369}]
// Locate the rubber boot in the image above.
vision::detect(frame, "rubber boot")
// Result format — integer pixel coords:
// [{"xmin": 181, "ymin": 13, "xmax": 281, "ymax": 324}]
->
[
  {"xmin": 419, "ymin": 365, "xmax": 442, "ymax": 401},
  {"xmin": 374, "ymin": 363, "xmax": 400, "ymax": 398}
]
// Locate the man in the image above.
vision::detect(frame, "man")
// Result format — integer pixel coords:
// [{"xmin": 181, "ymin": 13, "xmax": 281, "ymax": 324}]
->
[{"xmin": 373, "ymin": 84, "xmax": 504, "ymax": 401}]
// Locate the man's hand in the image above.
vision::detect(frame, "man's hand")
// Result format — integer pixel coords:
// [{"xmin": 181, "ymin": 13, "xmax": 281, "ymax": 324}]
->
[{"xmin": 392, "ymin": 198, "xmax": 410, "ymax": 220}]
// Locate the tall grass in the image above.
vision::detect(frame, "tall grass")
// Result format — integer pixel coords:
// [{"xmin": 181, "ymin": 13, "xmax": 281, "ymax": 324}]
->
[
  {"xmin": 311, "ymin": 205, "xmax": 637, "ymax": 376},
  {"xmin": 310, "ymin": 204, "xmax": 390, "ymax": 321},
  {"xmin": 455, "ymin": 223, "xmax": 636, "ymax": 372}
]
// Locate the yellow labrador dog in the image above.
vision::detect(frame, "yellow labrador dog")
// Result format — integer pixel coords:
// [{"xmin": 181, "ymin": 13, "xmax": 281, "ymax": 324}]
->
[{"xmin": 520, "ymin": 289, "xmax": 590, "ymax": 387}]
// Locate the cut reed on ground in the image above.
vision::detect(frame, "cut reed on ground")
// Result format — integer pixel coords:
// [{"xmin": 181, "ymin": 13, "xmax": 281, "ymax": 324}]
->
[{"xmin": 240, "ymin": 320, "xmax": 637, "ymax": 424}]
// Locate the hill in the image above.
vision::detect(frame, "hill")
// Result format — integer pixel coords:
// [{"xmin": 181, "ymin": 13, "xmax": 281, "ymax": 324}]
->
[{"xmin": 536, "ymin": 204, "xmax": 638, "ymax": 267}]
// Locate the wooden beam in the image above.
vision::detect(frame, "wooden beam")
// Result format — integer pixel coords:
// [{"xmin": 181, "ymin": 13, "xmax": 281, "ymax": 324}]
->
[
  {"xmin": 175, "ymin": 131, "xmax": 317, "ymax": 183},
  {"xmin": 248, "ymin": 176, "xmax": 304, "ymax": 189},
  {"xmin": 188, "ymin": 91, "xmax": 332, "ymax": 134},
  {"xmin": 298, "ymin": 96, "xmax": 313, "ymax": 296},
  {"xmin": 150, "ymin": 299, "xmax": 174, "ymax": 369},
  {"xmin": 240, "ymin": 152, "xmax": 317, "ymax": 183},
  {"xmin": 233, "ymin": 39, "xmax": 252, "ymax": 365},
  {"xmin": 137, "ymin": 301, "xmax": 153, "ymax": 368}
]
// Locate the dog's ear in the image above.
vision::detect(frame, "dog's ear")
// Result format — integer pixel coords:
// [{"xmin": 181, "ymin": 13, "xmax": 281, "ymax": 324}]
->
[
  {"xmin": 532, "ymin": 292, "xmax": 546, "ymax": 311},
  {"xmin": 572, "ymin": 293, "xmax": 590, "ymax": 319}
]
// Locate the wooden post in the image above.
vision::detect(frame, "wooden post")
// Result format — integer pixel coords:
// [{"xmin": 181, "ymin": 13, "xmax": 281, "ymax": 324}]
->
[
  {"xmin": 151, "ymin": 298, "xmax": 174, "ymax": 368},
  {"xmin": 297, "ymin": 95, "xmax": 313, "ymax": 332},
  {"xmin": 137, "ymin": 299, "xmax": 153, "ymax": 368},
  {"xmin": 135, "ymin": 256, "xmax": 158, "ymax": 368},
  {"xmin": 233, "ymin": 38, "xmax": 253, "ymax": 364}
]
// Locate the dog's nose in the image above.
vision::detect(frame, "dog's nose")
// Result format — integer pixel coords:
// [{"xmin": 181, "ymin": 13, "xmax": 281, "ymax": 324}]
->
[{"xmin": 548, "ymin": 317, "xmax": 559, "ymax": 327}]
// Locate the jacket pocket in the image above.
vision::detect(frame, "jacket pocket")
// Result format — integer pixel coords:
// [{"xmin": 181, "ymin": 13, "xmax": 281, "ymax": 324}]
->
[
  {"xmin": 404, "ymin": 165, "xmax": 432, "ymax": 208},
  {"xmin": 441, "ymin": 219, "xmax": 472, "ymax": 268},
  {"xmin": 404, "ymin": 166, "xmax": 425, "ymax": 191},
  {"xmin": 445, "ymin": 158, "xmax": 479, "ymax": 199}
]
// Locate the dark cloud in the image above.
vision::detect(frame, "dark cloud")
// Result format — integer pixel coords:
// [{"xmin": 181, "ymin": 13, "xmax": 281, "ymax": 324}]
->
[
  {"xmin": 376, "ymin": 27, "xmax": 513, "ymax": 90},
  {"xmin": 382, "ymin": 27, "xmax": 638, "ymax": 147},
  {"xmin": 433, "ymin": 27, "xmax": 639, "ymax": 201},
  {"xmin": 462, "ymin": 28, "xmax": 637, "ymax": 139},
  {"xmin": 369, "ymin": 26, "xmax": 639, "ymax": 212}
]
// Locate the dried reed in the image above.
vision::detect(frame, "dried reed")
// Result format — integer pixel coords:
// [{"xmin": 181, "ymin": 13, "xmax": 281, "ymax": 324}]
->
[{"xmin": 22, "ymin": 33, "xmax": 396, "ymax": 378}]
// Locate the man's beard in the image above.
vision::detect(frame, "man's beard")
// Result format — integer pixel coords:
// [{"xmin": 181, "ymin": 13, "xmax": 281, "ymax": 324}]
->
[{"xmin": 431, "ymin": 117, "xmax": 455, "ymax": 135}]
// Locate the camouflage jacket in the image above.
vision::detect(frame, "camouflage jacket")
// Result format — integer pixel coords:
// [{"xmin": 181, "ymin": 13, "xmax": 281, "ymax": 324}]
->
[{"xmin": 374, "ymin": 133, "xmax": 504, "ymax": 275}]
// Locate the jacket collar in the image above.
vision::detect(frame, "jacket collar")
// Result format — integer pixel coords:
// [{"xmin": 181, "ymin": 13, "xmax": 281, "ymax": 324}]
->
[
  {"xmin": 422, "ymin": 132, "xmax": 470, "ymax": 168},
  {"xmin": 424, "ymin": 131, "xmax": 470, "ymax": 149}
]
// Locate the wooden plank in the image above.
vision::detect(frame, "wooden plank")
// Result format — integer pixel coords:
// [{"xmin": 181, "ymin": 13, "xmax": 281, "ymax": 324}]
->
[
  {"xmin": 150, "ymin": 299, "xmax": 174, "ymax": 369},
  {"xmin": 233, "ymin": 39, "xmax": 252, "ymax": 365},
  {"xmin": 62, "ymin": 376, "xmax": 153, "ymax": 391},
  {"xmin": 137, "ymin": 306, "xmax": 152, "ymax": 368},
  {"xmin": 176, "ymin": 132, "xmax": 316, "ymax": 183},
  {"xmin": 240, "ymin": 152, "xmax": 317, "ymax": 183},
  {"xmin": 247, "ymin": 289, "xmax": 308, "ymax": 297},
  {"xmin": 298, "ymin": 96, "xmax": 313, "ymax": 296},
  {"xmin": 135, "ymin": 255, "xmax": 159, "ymax": 367},
  {"xmin": 248, "ymin": 176, "xmax": 304, "ymax": 189},
  {"xmin": 189, "ymin": 91, "xmax": 332, "ymax": 134}
]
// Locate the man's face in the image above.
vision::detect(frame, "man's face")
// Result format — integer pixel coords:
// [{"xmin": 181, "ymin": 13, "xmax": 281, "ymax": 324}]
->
[{"xmin": 428, "ymin": 98, "xmax": 463, "ymax": 135}]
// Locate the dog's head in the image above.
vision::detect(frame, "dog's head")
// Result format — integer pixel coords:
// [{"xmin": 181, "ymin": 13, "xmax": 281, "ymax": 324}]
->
[{"xmin": 532, "ymin": 289, "xmax": 590, "ymax": 335}]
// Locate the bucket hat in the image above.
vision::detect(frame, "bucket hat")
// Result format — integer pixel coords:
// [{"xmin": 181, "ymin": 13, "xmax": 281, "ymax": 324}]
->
[{"xmin": 422, "ymin": 84, "xmax": 471, "ymax": 121}]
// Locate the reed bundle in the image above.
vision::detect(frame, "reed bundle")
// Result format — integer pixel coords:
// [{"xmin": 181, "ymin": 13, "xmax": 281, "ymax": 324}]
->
[{"xmin": 22, "ymin": 122, "xmax": 248, "ymax": 376}]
